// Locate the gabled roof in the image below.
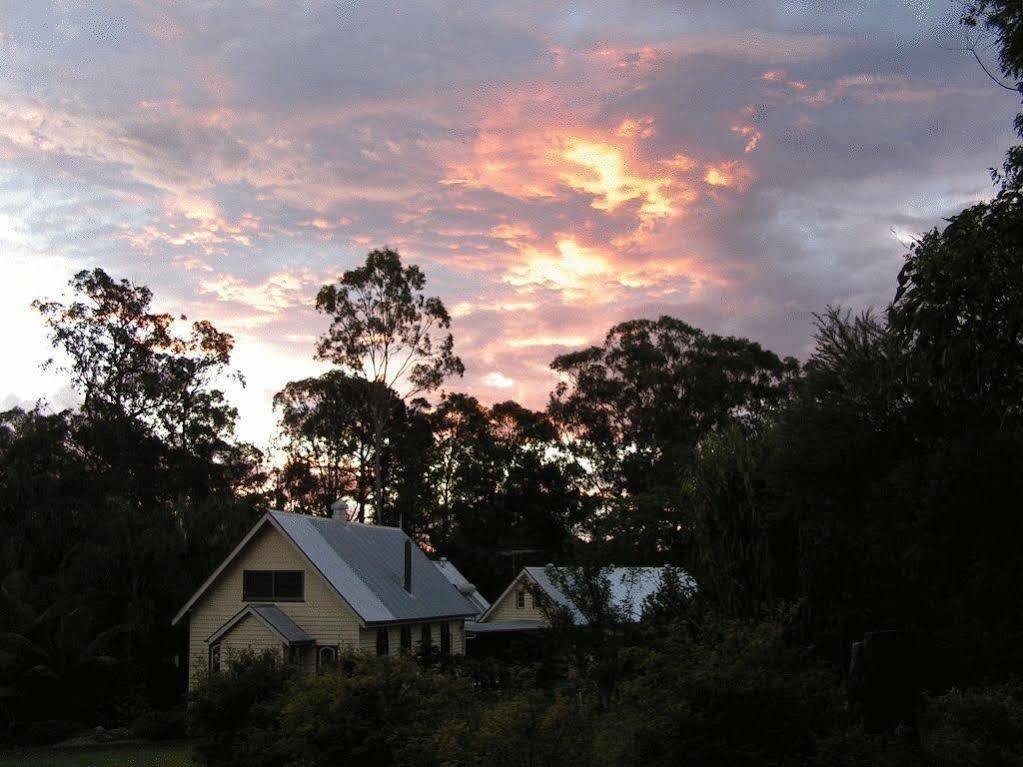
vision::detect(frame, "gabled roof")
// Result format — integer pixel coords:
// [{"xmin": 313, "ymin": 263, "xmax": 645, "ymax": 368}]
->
[
  {"xmin": 208, "ymin": 604, "xmax": 314, "ymax": 646},
  {"xmin": 432, "ymin": 558, "xmax": 490, "ymax": 616},
  {"xmin": 173, "ymin": 511, "xmax": 479, "ymax": 627},
  {"xmin": 481, "ymin": 566, "xmax": 695, "ymax": 626}
]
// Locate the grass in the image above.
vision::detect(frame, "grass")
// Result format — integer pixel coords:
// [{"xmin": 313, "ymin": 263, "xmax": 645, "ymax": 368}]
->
[{"xmin": 0, "ymin": 741, "xmax": 193, "ymax": 767}]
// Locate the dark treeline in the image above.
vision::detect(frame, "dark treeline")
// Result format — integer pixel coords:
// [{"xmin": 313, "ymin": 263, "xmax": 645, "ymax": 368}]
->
[{"xmin": 3, "ymin": 0, "xmax": 1023, "ymax": 760}]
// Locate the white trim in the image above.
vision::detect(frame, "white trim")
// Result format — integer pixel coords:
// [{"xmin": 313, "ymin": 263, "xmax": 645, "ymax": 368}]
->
[
  {"xmin": 206, "ymin": 604, "xmax": 311, "ymax": 646},
  {"xmin": 172, "ymin": 514, "xmax": 272, "ymax": 626}
]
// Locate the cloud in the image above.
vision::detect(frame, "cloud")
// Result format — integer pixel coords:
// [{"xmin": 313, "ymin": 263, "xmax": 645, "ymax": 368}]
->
[
  {"xmin": 482, "ymin": 371, "xmax": 516, "ymax": 389},
  {"xmin": 0, "ymin": 0, "xmax": 1016, "ymax": 442}
]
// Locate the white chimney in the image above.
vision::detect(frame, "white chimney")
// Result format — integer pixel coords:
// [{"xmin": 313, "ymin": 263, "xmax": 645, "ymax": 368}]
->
[{"xmin": 330, "ymin": 498, "xmax": 353, "ymax": 521}]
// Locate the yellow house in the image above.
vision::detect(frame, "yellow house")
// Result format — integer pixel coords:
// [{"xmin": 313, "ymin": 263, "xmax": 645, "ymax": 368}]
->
[
  {"xmin": 469, "ymin": 566, "xmax": 689, "ymax": 637},
  {"xmin": 172, "ymin": 510, "xmax": 479, "ymax": 686}
]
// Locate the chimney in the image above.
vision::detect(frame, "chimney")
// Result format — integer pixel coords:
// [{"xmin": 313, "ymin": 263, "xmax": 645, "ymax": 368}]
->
[{"xmin": 403, "ymin": 539, "xmax": 412, "ymax": 593}]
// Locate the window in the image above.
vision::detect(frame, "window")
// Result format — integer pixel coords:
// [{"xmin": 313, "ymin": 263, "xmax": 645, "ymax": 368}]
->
[
  {"xmin": 274, "ymin": 571, "xmax": 304, "ymax": 600},
  {"xmin": 516, "ymin": 590, "xmax": 525, "ymax": 609},
  {"xmin": 420, "ymin": 623, "xmax": 432, "ymax": 651},
  {"xmin": 400, "ymin": 625, "xmax": 412, "ymax": 654},
  {"xmin": 376, "ymin": 628, "xmax": 389, "ymax": 656},
  {"xmin": 287, "ymin": 645, "xmax": 303, "ymax": 665},
  {"xmin": 440, "ymin": 622, "xmax": 451, "ymax": 656},
  {"xmin": 317, "ymin": 645, "xmax": 337, "ymax": 670},
  {"xmin": 209, "ymin": 644, "xmax": 221, "ymax": 673},
  {"xmin": 242, "ymin": 570, "xmax": 304, "ymax": 601}
]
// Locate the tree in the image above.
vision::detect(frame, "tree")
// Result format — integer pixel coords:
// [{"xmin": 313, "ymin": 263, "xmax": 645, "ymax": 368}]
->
[
  {"xmin": 315, "ymin": 249, "xmax": 463, "ymax": 525},
  {"xmin": 962, "ymin": 2, "xmax": 1023, "ymax": 190},
  {"xmin": 1, "ymin": 270, "xmax": 265, "ymax": 738},
  {"xmin": 274, "ymin": 372, "xmax": 393, "ymax": 520},
  {"xmin": 888, "ymin": 198, "xmax": 1023, "ymax": 426},
  {"xmin": 421, "ymin": 395, "xmax": 585, "ymax": 597},
  {"xmin": 549, "ymin": 316, "xmax": 798, "ymax": 559},
  {"xmin": 33, "ymin": 268, "xmax": 246, "ymax": 503}
]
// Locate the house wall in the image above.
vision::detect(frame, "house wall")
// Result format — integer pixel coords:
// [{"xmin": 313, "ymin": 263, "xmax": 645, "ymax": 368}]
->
[
  {"xmin": 186, "ymin": 523, "xmax": 361, "ymax": 687},
  {"xmin": 219, "ymin": 614, "xmax": 282, "ymax": 660},
  {"xmin": 484, "ymin": 572, "xmax": 549, "ymax": 624},
  {"xmin": 357, "ymin": 619, "xmax": 466, "ymax": 656}
]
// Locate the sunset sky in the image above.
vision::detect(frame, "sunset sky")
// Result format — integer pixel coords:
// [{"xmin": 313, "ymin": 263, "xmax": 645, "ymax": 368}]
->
[{"xmin": 2, "ymin": 1, "xmax": 1019, "ymax": 446}]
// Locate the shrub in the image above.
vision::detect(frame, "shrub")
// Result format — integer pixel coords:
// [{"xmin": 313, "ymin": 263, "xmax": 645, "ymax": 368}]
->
[
  {"xmin": 187, "ymin": 649, "xmax": 296, "ymax": 767},
  {"xmin": 277, "ymin": 653, "xmax": 474, "ymax": 767},
  {"xmin": 922, "ymin": 682, "xmax": 1023, "ymax": 767}
]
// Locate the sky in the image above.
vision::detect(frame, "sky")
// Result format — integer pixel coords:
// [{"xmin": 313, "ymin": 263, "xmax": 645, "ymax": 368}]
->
[{"xmin": 1, "ymin": 0, "xmax": 1019, "ymax": 447}]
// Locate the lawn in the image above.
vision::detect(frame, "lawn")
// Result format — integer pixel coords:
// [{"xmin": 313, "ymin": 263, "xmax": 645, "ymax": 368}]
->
[{"xmin": 0, "ymin": 741, "xmax": 193, "ymax": 767}]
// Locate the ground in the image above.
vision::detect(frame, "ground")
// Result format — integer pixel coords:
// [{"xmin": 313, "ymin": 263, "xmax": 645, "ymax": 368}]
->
[{"xmin": 0, "ymin": 741, "xmax": 192, "ymax": 767}]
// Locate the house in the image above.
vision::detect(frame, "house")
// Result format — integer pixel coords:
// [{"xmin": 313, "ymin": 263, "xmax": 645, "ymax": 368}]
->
[
  {"xmin": 468, "ymin": 565, "xmax": 693, "ymax": 635},
  {"xmin": 172, "ymin": 510, "xmax": 479, "ymax": 686},
  {"xmin": 432, "ymin": 557, "xmax": 490, "ymax": 617}
]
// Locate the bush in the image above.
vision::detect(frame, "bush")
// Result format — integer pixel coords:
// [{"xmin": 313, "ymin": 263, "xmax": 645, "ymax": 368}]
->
[
  {"xmin": 442, "ymin": 688, "xmax": 596, "ymax": 767},
  {"xmin": 187, "ymin": 649, "xmax": 296, "ymax": 767},
  {"xmin": 606, "ymin": 610, "xmax": 848, "ymax": 767},
  {"xmin": 278, "ymin": 653, "xmax": 473, "ymax": 767},
  {"xmin": 922, "ymin": 682, "xmax": 1023, "ymax": 767}
]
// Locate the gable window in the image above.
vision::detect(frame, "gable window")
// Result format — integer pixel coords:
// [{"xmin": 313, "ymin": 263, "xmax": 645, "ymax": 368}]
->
[
  {"xmin": 242, "ymin": 570, "xmax": 304, "ymax": 601},
  {"xmin": 440, "ymin": 622, "xmax": 451, "ymax": 656},
  {"xmin": 516, "ymin": 589, "xmax": 525, "ymax": 609},
  {"xmin": 400, "ymin": 625, "xmax": 412, "ymax": 654},
  {"xmin": 209, "ymin": 643, "xmax": 221, "ymax": 673},
  {"xmin": 376, "ymin": 628, "xmax": 389, "ymax": 656},
  {"xmin": 420, "ymin": 623, "xmax": 432, "ymax": 651}
]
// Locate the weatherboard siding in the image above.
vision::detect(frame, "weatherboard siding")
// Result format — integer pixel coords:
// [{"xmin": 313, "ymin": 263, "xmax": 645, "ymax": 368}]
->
[
  {"xmin": 485, "ymin": 573, "xmax": 549, "ymax": 624},
  {"xmin": 187, "ymin": 524, "xmax": 361, "ymax": 687},
  {"xmin": 356, "ymin": 620, "xmax": 465, "ymax": 656},
  {"xmin": 219, "ymin": 614, "xmax": 281, "ymax": 658}
]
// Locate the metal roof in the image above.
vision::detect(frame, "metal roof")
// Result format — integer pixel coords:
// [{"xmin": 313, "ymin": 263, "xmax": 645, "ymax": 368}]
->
[
  {"xmin": 207, "ymin": 603, "xmax": 313, "ymax": 645},
  {"xmin": 465, "ymin": 619, "xmax": 547, "ymax": 634},
  {"xmin": 269, "ymin": 511, "xmax": 478, "ymax": 624},
  {"xmin": 250, "ymin": 604, "xmax": 314, "ymax": 643},
  {"xmin": 432, "ymin": 559, "xmax": 490, "ymax": 616},
  {"xmin": 521, "ymin": 566, "xmax": 695, "ymax": 625}
]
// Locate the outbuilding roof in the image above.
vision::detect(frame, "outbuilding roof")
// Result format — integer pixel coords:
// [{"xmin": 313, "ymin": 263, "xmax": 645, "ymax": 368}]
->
[
  {"xmin": 173, "ymin": 511, "xmax": 479, "ymax": 627},
  {"xmin": 432, "ymin": 558, "xmax": 490, "ymax": 616},
  {"xmin": 482, "ymin": 565, "xmax": 695, "ymax": 626}
]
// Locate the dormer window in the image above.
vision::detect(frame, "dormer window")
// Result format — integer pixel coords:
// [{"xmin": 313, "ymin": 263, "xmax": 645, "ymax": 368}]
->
[
  {"xmin": 243, "ymin": 570, "xmax": 304, "ymax": 601},
  {"xmin": 516, "ymin": 590, "xmax": 525, "ymax": 609}
]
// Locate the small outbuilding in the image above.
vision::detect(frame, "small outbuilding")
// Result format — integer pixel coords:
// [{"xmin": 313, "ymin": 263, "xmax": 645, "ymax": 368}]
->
[{"xmin": 468, "ymin": 565, "xmax": 693, "ymax": 637}]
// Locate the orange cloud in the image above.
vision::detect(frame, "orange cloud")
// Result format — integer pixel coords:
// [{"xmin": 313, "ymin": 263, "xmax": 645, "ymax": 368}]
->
[
  {"xmin": 560, "ymin": 138, "xmax": 676, "ymax": 220},
  {"xmin": 616, "ymin": 116, "xmax": 655, "ymax": 139},
  {"xmin": 704, "ymin": 160, "xmax": 754, "ymax": 191}
]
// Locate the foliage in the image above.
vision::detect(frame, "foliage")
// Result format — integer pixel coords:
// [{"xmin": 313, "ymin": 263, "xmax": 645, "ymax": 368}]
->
[
  {"xmin": 0, "ymin": 271, "xmax": 266, "ymax": 741},
  {"xmin": 273, "ymin": 372, "xmax": 410, "ymax": 520},
  {"xmin": 314, "ymin": 248, "xmax": 463, "ymax": 524},
  {"xmin": 277, "ymin": 654, "xmax": 473, "ymax": 767},
  {"xmin": 549, "ymin": 316, "xmax": 798, "ymax": 559},
  {"xmin": 186, "ymin": 649, "xmax": 295, "ymax": 767},
  {"xmin": 890, "ymin": 195, "xmax": 1023, "ymax": 425},
  {"xmin": 421, "ymin": 394, "xmax": 587, "ymax": 596},
  {"xmin": 922, "ymin": 682, "xmax": 1023, "ymax": 767}
]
